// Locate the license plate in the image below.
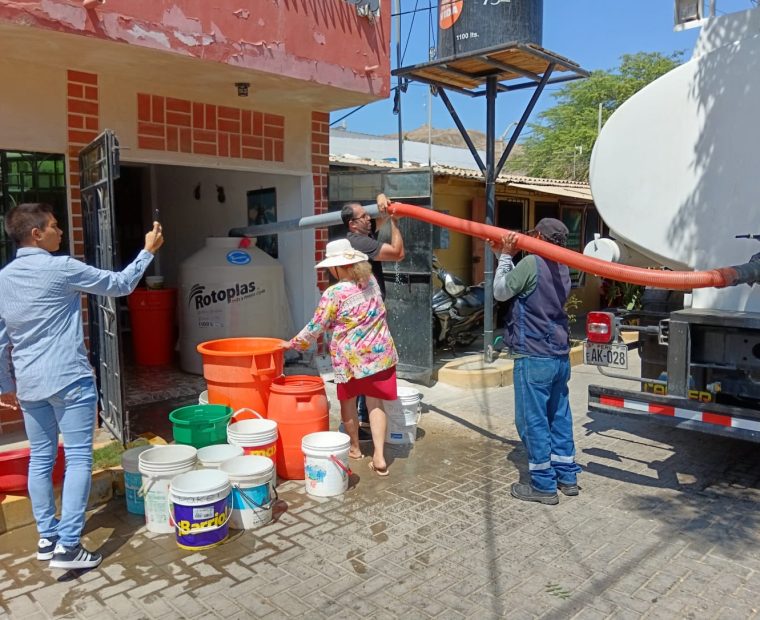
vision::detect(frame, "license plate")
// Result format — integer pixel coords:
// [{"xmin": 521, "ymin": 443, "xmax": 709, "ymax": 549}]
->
[{"xmin": 584, "ymin": 342, "xmax": 628, "ymax": 369}]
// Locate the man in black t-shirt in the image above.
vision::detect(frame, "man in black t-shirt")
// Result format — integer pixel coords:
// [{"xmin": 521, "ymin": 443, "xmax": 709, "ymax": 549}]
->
[
  {"xmin": 340, "ymin": 194, "xmax": 405, "ymax": 432},
  {"xmin": 340, "ymin": 193, "xmax": 405, "ymax": 299}
]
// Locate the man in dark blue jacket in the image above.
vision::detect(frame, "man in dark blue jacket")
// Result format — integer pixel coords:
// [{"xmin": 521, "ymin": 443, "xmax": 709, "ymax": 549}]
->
[{"xmin": 491, "ymin": 218, "xmax": 581, "ymax": 505}]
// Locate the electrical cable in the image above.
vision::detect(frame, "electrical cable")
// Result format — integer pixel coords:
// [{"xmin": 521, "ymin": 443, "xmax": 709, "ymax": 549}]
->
[
  {"xmin": 401, "ymin": 0, "xmax": 420, "ymax": 65},
  {"xmin": 330, "ymin": 103, "xmax": 370, "ymax": 127}
]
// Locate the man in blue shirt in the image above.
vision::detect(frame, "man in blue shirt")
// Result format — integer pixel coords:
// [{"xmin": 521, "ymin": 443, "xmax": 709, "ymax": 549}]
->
[
  {"xmin": 491, "ymin": 218, "xmax": 581, "ymax": 505},
  {"xmin": 0, "ymin": 203, "xmax": 163, "ymax": 569}
]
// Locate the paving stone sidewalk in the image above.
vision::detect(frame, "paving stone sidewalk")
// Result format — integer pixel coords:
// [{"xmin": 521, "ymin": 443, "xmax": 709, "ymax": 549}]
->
[{"xmin": 2, "ymin": 357, "xmax": 760, "ymax": 619}]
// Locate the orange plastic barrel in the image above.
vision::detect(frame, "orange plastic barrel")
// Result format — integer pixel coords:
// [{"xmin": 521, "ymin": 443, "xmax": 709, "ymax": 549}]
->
[
  {"xmin": 267, "ymin": 375, "xmax": 329, "ymax": 480},
  {"xmin": 196, "ymin": 337, "xmax": 285, "ymax": 415},
  {"xmin": 127, "ymin": 288, "xmax": 178, "ymax": 366}
]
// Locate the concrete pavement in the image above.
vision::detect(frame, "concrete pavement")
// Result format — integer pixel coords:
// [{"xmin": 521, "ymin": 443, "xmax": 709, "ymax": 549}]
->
[{"xmin": 2, "ymin": 355, "xmax": 760, "ymax": 619}]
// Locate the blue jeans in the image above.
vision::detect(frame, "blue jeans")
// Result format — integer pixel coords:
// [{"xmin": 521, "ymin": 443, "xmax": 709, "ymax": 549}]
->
[
  {"xmin": 19, "ymin": 376, "xmax": 98, "ymax": 547},
  {"xmin": 513, "ymin": 356, "xmax": 580, "ymax": 493}
]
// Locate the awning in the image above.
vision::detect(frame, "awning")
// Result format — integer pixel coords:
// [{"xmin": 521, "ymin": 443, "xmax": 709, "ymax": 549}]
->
[{"xmin": 507, "ymin": 182, "xmax": 593, "ymax": 201}]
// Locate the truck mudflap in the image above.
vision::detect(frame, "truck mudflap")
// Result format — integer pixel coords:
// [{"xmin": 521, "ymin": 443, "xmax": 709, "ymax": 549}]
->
[{"xmin": 588, "ymin": 385, "xmax": 760, "ymax": 443}]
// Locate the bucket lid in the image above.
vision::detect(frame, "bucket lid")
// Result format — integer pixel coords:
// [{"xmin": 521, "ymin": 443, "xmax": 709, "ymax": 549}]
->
[
  {"xmin": 301, "ymin": 431, "xmax": 351, "ymax": 451},
  {"xmin": 219, "ymin": 455, "xmax": 274, "ymax": 479},
  {"xmin": 228, "ymin": 419, "xmax": 277, "ymax": 435},
  {"xmin": 197, "ymin": 444, "xmax": 244, "ymax": 463},
  {"xmin": 170, "ymin": 468, "xmax": 230, "ymax": 495},
  {"xmin": 121, "ymin": 445, "xmax": 153, "ymax": 470},
  {"xmin": 270, "ymin": 375, "xmax": 325, "ymax": 394},
  {"xmin": 138, "ymin": 445, "xmax": 197, "ymax": 468}
]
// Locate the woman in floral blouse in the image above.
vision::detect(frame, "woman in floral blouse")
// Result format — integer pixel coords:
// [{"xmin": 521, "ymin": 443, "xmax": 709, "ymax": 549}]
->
[{"xmin": 289, "ymin": 239, "xmax": 397, "ymax": 476}]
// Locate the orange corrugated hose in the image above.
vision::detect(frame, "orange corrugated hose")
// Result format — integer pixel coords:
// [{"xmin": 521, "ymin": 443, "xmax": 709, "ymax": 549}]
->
[{"xmin": 388, "ymin": 202, "xmax": 736, "ymax": 290}]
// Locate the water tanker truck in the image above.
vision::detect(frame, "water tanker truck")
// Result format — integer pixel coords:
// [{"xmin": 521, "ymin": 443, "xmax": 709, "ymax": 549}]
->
[{"xmin": 582, "ymin": 7, "xmax": 760, "ymax": 441}]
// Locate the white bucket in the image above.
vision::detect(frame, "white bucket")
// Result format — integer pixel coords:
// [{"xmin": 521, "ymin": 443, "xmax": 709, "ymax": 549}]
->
[
  {"xmin": 301, "ymin": 431, "xmax": 351, "ymax": 497},
  {"xmin": 169, "ymin": 469, "xmax": 232, "ymax": 550},
  {"xmin": 220, "ymin": 455, "xmax": 276, "ymax": 529},
  {"xmin": 199, "ymin": 390, "xmax": 208, "ymax": 405},
  {"xmin": 385, "ymin": 387, "xmax": 422, "ymax": 445},
  {"xmin": 227, "ymin": 412, "xmax": 278, "ymax": 477},
  {"xmin": 121, "ymin": 445, "xmax": 152, "ymax": 515},
  {"xmin": 197, "ymin": 444, "xmax": 244, "ymax": 469},
  {"xmin": 138, "ymin": 445, "xmax": 197, "ymax": 533}
]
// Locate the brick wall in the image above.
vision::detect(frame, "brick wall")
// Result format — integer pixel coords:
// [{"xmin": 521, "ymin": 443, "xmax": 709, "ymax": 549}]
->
[
  {"xmin": 67, "ymin": 69, "xmax": 100, "ymax": 260},
  {"xmin": 137, "ymin": 94, "xmax": 284, "ymax": 162},
  {"xmin": 312, "ymin": 111, "xmax": 330, "ymax": 291},
  {"xmin": 67, "ymin": 69, "xmax": 99, "ymax": 346}
]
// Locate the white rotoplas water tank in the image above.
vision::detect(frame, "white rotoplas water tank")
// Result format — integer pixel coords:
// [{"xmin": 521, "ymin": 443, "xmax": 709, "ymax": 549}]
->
[{"xmin": 178, "ymin": 238, "xmax": 293, "ymax": 374}]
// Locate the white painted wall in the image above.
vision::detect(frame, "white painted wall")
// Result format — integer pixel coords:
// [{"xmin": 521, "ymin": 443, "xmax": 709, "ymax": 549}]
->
[
  {"xmin": 151, "ymin": 164, "xmax": 316, "ymax": 327},
  {"xmin": 0, "ymin": 60, "xmax": 67, "ymax": 154}
]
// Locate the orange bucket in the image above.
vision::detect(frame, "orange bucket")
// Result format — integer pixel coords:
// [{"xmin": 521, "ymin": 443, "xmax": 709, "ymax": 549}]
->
[
  {"xmin": 197, "ymin": 337, "xmax": 286, "ymax": 416},
  {"xmin": 267, "ymin": 375, "xmax": 329, "ymax": 480}
]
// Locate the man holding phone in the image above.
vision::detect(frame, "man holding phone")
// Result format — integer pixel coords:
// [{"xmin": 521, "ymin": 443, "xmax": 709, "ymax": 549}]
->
[{"xmin": 0, "ymin": 203, "xmax": 164, "ymax": 569}]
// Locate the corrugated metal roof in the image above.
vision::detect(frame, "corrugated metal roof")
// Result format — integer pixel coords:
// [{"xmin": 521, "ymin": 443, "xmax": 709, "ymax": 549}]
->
[
  {"xmin": 507, "ymin": 182, "xmax": 593, "ymax": 201},
  {"xmin": 330, "ymin": 155, "xmax": 593, "ymax": 201}
]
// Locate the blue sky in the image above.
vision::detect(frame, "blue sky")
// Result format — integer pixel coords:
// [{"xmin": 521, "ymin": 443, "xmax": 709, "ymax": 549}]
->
[{"xmin": 332, "ymin": 0, "xmax": 757, "ymax": 137}]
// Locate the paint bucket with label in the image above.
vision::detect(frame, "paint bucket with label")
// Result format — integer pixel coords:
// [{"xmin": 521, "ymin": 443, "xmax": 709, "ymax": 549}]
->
[
  {"xmin": 301, "ymin": 431, "xmax": 351, "ymax": 497},
  {"xmin": 169, "ymin": 469, "xmax": 232, "ymax": 550},
  {"xmin": 138, "ymin": 445, "xmax": 197, "ymax": 533},
  {"xmin": 227, "ymin": 410, "xmax": 278, "ymax": 476},
  {"xmin": 220, "ymin": 455, "xmax": 276, "ymax": 529},
  {"xmin": 385, "ymin": 387, "xmax": 422, "ymax": 445},
  {"xmin": 197, "ymin": 444, "xmax": 244, "ymax": 469},
  {"xmin": 121, "ymin": 445, "xmax": 153, "ymax": 515}
]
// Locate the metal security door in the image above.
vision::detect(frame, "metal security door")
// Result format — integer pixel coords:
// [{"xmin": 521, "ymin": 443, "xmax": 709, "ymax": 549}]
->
[
  {"xmin": 382, "ymin": 172, "xmax": 433, "ymax": 385},
  {"xmin": 79, "ymin": 130, "xmax": 126, "ymax": 442},
  {"xmin": 329, "ymin": 169, "xmax": 434, "ymax": 384}
]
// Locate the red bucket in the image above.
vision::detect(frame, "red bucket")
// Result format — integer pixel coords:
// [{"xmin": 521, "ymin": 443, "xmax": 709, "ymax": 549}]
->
[
  {"xmin": 0, "ymin": 445, "xmax": 66, "ymax": 494},
  {"xmin": 127, "ymin": 288, "xmax": 178, "ymax": 366}
]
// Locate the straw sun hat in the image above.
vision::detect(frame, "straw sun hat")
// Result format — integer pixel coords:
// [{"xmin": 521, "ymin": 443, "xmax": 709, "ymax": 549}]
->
[{"xmin": 315, "ymin": 239, "xmax": 368, "ymax": 269}]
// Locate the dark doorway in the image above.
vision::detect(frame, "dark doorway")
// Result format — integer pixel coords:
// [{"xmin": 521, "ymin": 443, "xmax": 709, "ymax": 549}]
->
[
  {"xmin": 0, "ymin": 151, "xmax": 68, "ymax": 267},
  {"xmin": 114, "ymin": 166, "xmax": 148, "ymax": 269},
  {"xmin": 497, "ymin": 198, "xmax": 526, "ymax": 232}
]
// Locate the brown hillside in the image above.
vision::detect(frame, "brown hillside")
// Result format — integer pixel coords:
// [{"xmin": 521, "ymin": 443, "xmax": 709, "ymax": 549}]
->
[{"xmin": 383, "ymin": 125, "xmax": 524, "ymax": 159}]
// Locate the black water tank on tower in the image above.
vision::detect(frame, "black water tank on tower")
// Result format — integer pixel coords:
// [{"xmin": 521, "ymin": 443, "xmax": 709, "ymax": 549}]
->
[{"xmin": 437, "ymin": 0, "xmax": 543, "ymax": 59}]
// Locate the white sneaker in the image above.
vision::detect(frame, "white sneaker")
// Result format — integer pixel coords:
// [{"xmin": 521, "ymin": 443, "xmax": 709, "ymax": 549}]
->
[
  {"xmin": 37, "ymin": 536, "xmax": 59, "ymax": 561},
  {"xmin": 49, "ymin": 543, "xmax": 103, "ymax": 570}
]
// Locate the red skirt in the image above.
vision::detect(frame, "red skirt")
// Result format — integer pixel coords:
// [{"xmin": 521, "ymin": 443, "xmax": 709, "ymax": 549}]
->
[{"xmin": 336, "ymin": 366, "xmax": 398, "ymax": 402}]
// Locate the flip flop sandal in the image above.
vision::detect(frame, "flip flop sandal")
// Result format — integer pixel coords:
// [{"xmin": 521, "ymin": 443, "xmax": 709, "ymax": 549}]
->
[
  {"xmin": 368, "ymin": 462, "xmax": 390, "ymax": 477},
  {"xmin": 349, "ymin": 451, "xmax": 364, "ymax": 460}
]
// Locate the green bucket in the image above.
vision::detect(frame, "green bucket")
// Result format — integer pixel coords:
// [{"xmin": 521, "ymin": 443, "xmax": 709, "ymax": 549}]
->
[{"xmin": 169, "ymin": 404, "xmax": 234, "ymax": 449}]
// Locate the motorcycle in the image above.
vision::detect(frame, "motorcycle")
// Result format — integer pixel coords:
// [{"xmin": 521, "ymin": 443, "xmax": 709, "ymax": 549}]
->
[{"xmin": 432, "ymin": 255, "xmax": 488, "ymax": 349}]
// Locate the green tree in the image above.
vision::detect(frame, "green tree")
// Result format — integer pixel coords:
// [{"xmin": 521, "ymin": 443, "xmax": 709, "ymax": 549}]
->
[{"xmin": 510, "ymin": 52, "xmax": 684, "ymax": 181}]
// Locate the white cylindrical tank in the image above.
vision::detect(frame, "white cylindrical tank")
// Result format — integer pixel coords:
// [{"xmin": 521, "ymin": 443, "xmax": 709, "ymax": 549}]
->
[
  {"xmin": 178, "ymin": 238, "xmax": 293, "ymax": 374},
  {"xmin": 589, "ymin": 8, "xmax": 760, "ymax": 312}
]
